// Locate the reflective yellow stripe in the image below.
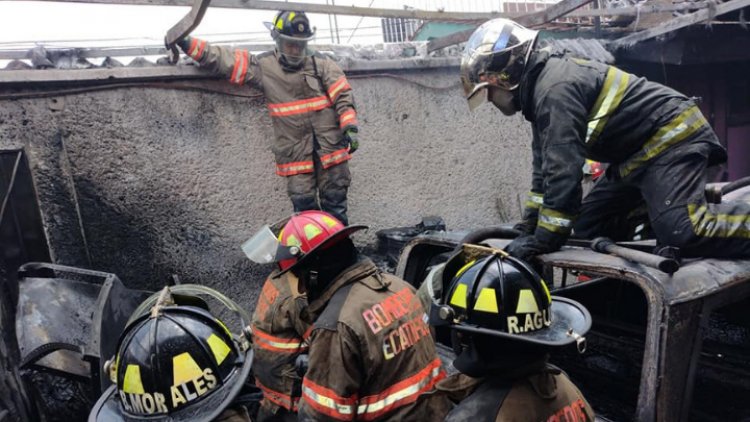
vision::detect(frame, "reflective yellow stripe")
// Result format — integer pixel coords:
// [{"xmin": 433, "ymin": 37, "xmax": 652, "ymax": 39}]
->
[
  {"xmin": 449, "ymin": 283, "xmax": 468, "ymax": 309},
  {"xmin": 525, "ymin": 191, "xmax": 544, "ymax": 210},
  {"xmin": 474, "ymin": 288, "xmax": 499, "ymax": 313},
  {"xmin": 619, "ymin": 105, "xmax": 707, "ymax": 177},
  {"xmin": 538, "ymin": 207, "xmax": 575, "ymax": 234},
  {"xmin": 586, "ymin": 66, "xmax": 630, "ymax": 145},
  {"xmin": 207, "ymin": 333, "xmax": 231, "ymax": 365},
  {"xmin": 123, "ymin": 364, "xmax": 145, "ymax": 394},
  {"xmin": 687, "ymin": 204, "xmax": 750, "ymax": 238}
]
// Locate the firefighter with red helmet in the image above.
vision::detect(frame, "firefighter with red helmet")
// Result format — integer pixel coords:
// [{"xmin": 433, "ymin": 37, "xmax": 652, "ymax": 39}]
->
[
  {"xmin": 174, "ymin": 11, "xmax": 358, "ymax": 225},
  {"xmin": 244, "ymin": 211, "xmax": 451, "ymax": 420},
  {"xmin": 242, "ymin": 228, "xmax": 313, "ymax": 421},
  {"xmin": 461, "ymin": 18, "xmax": 750, "ymax": 260},
  {"xmin": 429, "ymin": 245, "xmax": 595, "ymax": 421}
]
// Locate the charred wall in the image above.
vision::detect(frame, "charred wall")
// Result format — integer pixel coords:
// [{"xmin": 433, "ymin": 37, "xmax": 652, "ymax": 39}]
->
[{"xmin": 0, "ymin": 67, "xmax": 533, "ymax": 309}]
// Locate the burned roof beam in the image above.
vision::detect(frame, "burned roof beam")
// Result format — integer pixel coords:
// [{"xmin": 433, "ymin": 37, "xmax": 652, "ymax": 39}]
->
[
  {"xmin": 428, "ymin": 0, "xmax": 594, "ymax": 52},
  {"xmin": 614, "ymin": 0, "xmax": 750, "ymax": 46},
  {"xmin": 17, "ymin": 0, "xmax": 507, "ymax": 21}
]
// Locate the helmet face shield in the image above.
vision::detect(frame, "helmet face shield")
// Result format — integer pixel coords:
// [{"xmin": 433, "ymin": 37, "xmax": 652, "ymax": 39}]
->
[{"xmin": 276, "ymin": 34, "xmax": 309, "ymax": 67}]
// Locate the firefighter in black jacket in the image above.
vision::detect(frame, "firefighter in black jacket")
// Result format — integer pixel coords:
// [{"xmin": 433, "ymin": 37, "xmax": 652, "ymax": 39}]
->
[{"xmin": 460, "ymin": 18, "xmax": 750, "ymax": 260}]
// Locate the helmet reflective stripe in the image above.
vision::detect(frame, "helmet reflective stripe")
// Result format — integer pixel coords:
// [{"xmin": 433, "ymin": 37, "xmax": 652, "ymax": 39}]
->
[
  {"xmin": 172, "ymin": 352, "xmax": 204, "ymax": 385},
  {"xmin": 474, "ymin": 288, "xmax": 499, "ymax": 313},
  {"xmin": 516, "ymin": 289, "xmax": 540, "ymax": 313},
  {"xmin": 123, "ymin": 364, "xmax": 145, "ymax": 394},
  {"xmin": 207, "ymin": 334, "xmax": 231, "ymax": 365},
  {"xmin": 449, "ymin": 283, "xmax": 468, "ymax": 308}
]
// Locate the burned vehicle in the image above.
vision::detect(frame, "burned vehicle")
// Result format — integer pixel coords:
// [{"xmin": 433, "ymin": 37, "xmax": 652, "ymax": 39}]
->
[{"xmin": 395, "ymin": 182, "xmax": 750, "ymax": 421}]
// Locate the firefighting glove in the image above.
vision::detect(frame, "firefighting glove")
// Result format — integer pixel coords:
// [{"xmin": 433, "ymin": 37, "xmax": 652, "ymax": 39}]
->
[
  {"xmin": 344, "ymin": 128, "xmax": 359, "ymax": 154},
  {"xmin": 176, "ymin": 36, "xmax": 192, "ymax": 53},
  {"xmin": 505, "ymin": 235, "xmax": 558, "ymax": 262},
  {"xmin": 512, "ymin": 217, "xmax": 537, "ymax": 236}
]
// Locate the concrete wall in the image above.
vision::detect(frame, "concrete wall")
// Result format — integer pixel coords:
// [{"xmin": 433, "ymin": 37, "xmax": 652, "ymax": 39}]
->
[{"xmin": 0, "ymin": 67, "xmax": 533, "ymax": 309}]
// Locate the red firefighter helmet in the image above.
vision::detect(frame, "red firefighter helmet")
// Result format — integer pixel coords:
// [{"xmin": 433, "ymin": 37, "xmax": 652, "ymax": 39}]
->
[{"xmin": 242, "ymin": 211, "xmax": 367, "ymax": 274}]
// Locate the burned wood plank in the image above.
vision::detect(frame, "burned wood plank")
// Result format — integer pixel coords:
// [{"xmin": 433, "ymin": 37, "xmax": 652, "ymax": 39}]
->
[
  {"xmin": 427, "ymin": 0, "xmax": 594, "ymax": 52},
  {"xmin": 516, "ymin": 0, "xmax": 594, "ymax": 27},
  {"xmin": 614, "ymin": 0, "xmax": 750, "ymax": 46},
  {"xmin": 15, "ymin": 0, "xmax": 507, "ymax": 21}
]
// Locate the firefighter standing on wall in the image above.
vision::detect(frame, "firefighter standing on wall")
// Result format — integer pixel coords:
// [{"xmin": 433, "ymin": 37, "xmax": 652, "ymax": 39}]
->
[
  {"xmin": 244, "ymin": 253, "xmax": 311, "ymax": 420},
  {"xmin": 176, "ymin": 11, "xmax": 358, "ymax": 224},
  {"xmin": 461, "ymin": 18, "xmax": 750, "ymax": 260},
  {"xmin": 430, "ymin": 246, "xmax": 595, "ymax": 421},
  {"xmin": 243, "ymin": 210, "xmax": 451, "ymax": 420}
]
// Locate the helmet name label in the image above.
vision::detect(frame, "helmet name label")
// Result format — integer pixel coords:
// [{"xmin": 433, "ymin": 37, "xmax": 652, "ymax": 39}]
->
[
  {"xmin": 170, "ymin": 367, "xmax": 218, "ymax": 408},
  {"xmin": 119, "ymin": 390, "xmax": 169, "ymax": 415},
  {"xmin": 507, "ymin": 309, "xmax": 551, "ymax": 334}
]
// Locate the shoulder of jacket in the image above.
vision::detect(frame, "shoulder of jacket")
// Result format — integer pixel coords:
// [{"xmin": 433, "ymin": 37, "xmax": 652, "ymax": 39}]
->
[
  {"xmin": 257, "ymin": 50, "xmax": 275, "ymax": 60},
  {"xmin": 313, "ymin": 283, "xmax": 355, "ymax": 331}
]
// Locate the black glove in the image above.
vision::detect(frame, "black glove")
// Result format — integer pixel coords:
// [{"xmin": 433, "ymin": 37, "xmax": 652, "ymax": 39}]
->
[
  {"xmin": 176, "ymin": 36, "xmax": 192, "ymax": 53},
  {"xmin": 512, "ymin": 219, "xmax": 536, "ymax": 236},
  {"xmin": 344, "ymin": 128, "xmax": 359, "ymax": 154},
  {"xmin": 295, "ymin": 354, "xmax": 310, "ymax": 377},
  {"xmin": 505, "ymin": 235, "xmax": 557, "ymax": 262}
]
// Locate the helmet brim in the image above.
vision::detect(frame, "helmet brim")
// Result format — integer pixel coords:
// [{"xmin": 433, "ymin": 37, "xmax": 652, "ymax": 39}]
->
[
  {"xmin": 88, "ymin": 349, "xmax": 253, "ymax": 422},
  {"xmin": 450, "ymin": 297, "xmax": 592, "ymax": 347},
  {"xmin": 275, "ymin": 224, "xmax": 368, "ymax": 277}
]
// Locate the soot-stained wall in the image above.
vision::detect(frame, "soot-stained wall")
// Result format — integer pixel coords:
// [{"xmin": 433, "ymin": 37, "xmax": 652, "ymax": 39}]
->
[{"xmin": 0, "ymin": 67, "xmax": 532, "ymax": 310}]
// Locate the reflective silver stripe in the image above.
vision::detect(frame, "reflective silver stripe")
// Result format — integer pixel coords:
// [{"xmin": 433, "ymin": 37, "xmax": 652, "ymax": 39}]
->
[
  {"xmin": 525, "ymin": 191, "xmax": 544, "ymax": 209},
  {"xmin": 688, "ymin": 204, "xmax": 750, "ymax": 238},
  {"xmin": 619, "ymin": 105, "xmax": 707, "ymax": 177},
  {"xmin": 301, "ymin": 385, "xmax": 355, "ymax": 417},
  {"xmin": 586, "ymin": 66, "xmax": 630, "ymax": 145},
  {"xmin": 356, "ymin": 365, "xmax": 442, "ymax": 417},
  {"xmin": 538, "ymin": 207, "xmax": 575, "ymax": 234}
]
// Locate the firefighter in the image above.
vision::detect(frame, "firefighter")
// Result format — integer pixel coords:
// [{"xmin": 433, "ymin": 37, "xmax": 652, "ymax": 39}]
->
[
  {"xmin": 246, "ymin": 259, "xmax": 311, "ymax": 420},
  {"xmin": 460, "ymin": 18, "xmax": 750, "ymax": 260},
  {"xmin": 243, "ymin": 210, "xmax": 451, "ymax": 420},
  {"xmin": 429, "ymin": 246, "xmax": 595, "ymax": 421},
  {"xmin": 89, "ymin": 286, "xmax": 255, "ymax": 422},
  {"xmin": 175, "ymin": 11, "xmax": 358, "ymax": 224}
]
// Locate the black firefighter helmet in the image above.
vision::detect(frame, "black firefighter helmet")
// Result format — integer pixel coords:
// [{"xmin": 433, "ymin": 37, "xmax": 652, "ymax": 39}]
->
[
  {"xmin": 431, "ymin": 246, "xmax": 591, "ymax": 349},
  {"xmin": 89, "ymin": 286, "xmax": 253, "ymax": 422},
  {"xmin": 264, "ymin": 11, "xmax": 315, "ymax": 68}
]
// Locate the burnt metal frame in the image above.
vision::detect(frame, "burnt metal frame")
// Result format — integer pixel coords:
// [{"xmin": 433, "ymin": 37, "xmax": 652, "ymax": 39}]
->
[
  {"xmin": 16, "ymin": 262, "xmax": 152, "ymax": 397},
  {"xmin": 395, "ymin": 235, "xmax": 750, "ymax": 421}
]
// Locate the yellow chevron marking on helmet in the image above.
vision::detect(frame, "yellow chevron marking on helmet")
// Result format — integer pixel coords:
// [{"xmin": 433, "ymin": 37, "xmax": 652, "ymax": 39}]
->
[
  {"xmin": 123, "ymin": 364, "xmax": 145, "ymax": 394},
  {"xmin": 321, "ymin": 215, "xmax": 339, "ymax": 228},
  {"xmin": 450, "ymin": 283, "xmax": 468, "ymax": 309},
  {"xmin": 289, "ymin": 12, "xmax": 296, "ymax": 21},
  {"xmin": 276, "ymin": 17, "xmax": 284, "ymax": 30},
  {"xmin": 304, "ymin": 223, "xmax": 323, "ymax": 240},
  {"xmin": 540, "ymin": 280, "xmax": 551, "ymax": 304},
  {"xmin": 455, "ymin": 259, "xmax": 476, "ymax": 278},
  {"xmin": 516, "ymin": 289, "xmax": 539, "ymax": 313},
  {"xmin": 215, "ymin": 318, "xmax": 232, "ymax": 337},
  {"xmin": 172, "ymin": 352, "xmax": 203, "ymax": 385},
  {"xmin": 474, "ymin": 288, "xmax": 499, "ymax": 313},
  {"xmin": 207, "ymin": 333, "xmax": 231, "ymax": 365},
  {"xmin": 286, "ymin": 234, "xmax": 301, "ymax": 247}
]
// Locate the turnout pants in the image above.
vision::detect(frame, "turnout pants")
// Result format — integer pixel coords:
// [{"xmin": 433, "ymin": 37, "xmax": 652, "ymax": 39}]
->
[
  {"xmin": 575, "ymin": 142, "xmax": 750, "ymax": 258},
  {"xmin": 286, "ymin": 153, "xmax": 351, "ymax": 225}
]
